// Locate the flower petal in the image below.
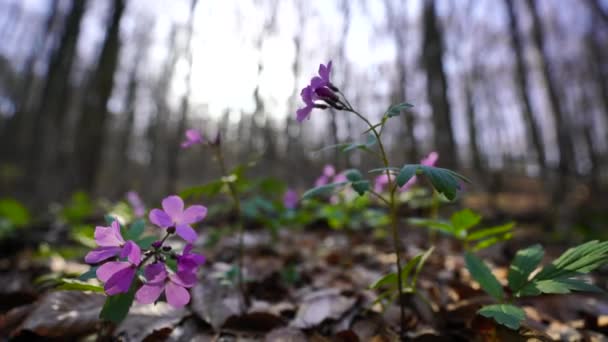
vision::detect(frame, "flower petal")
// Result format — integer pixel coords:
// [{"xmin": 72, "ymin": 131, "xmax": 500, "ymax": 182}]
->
[
  {"xmin": 165, "ymin": 281, "xmax": 190, "ymax": 308},
  {"xmin": 175, "ymin": 224, "xmax": 197, "ymax": 243},
  {"xmin": 170, "ymin": 271, "xmax": 197, "ymax": 288},
  {"xmin": 135, "ymin": 283, "xmax": 165, "ymax": 304},
  {"xmin": 162, "ymin": 195, "xmax": 184, "ymax": 219},
  {"xmin": 84, "ymin": 246, "xmax": 122, "ymax": 264},
  {"xmin": 185, "ymin": 129, "xmax": 202, "ymax": 142},
  {"xmin": 296, "ymin": 106, "xmax": 313, "ymax": 123},
  {"xmin": 144, "ymin": 262, "xmax": 168, "ymax": 284},
  {"xmin": 94, "ymin": 221, "xmax": 125, "ymax": 247},
  {"xmin": 149, "ymin": 209, "xmax": 172, "ymax": 228},
  {"xmin": 120, "ymin": 241, "xmax": 141, "ymax": 265},
  {"xmin": 97, "ymin": 261, "xmax": 131, "ymax": 282},
  {"xmin": 421, "ymin": 151, "xmax": 439, "ymax": 166},
  {"xmin": 323, "ymin": 165, "xmax": 335, "ymax": 177},
  {"xmin": 180, "ymin": 205, "xmax": 207, "ymax": 225},
  {"xmin": 314, "ymin": 175, "xmax": 329, "ymax": 187},
  {"xmin": 104, "ymin": 266, "xmax": 136, "ymax": 295}
]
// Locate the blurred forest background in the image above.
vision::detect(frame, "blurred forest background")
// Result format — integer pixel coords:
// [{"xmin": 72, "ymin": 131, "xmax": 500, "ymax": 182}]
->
[{"xmin": 1, "ymin": 0, "xmax": 608, "ymax": 230}]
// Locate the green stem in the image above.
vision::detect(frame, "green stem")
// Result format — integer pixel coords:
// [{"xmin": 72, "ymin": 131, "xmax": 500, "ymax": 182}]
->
[
  {"xmin": 344, "ymin": 102, "xmax": 406, "ymax": 340},
  {"xmin": 213, "ymin": 145, "xmax": 248, "ymax": 307}
]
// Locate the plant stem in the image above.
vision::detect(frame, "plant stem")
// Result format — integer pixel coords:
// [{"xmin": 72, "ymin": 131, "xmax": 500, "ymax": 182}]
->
[
  {"xmin": 344, "ymin": 102, "xmax": 406, "ymax": 340},
  {"xmin": 213, "ymin": 145, "xmax": 248, "ymax": 307}
]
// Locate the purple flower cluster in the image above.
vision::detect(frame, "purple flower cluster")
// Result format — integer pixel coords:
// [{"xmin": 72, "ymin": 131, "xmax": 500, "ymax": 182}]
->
[
  {"xmin": 297, "ymin": 61, "xmax": 342, "ymax": 123},
  {"xmin": 85, "ymin": 195, "xmax": 207, "ymax": 308}
]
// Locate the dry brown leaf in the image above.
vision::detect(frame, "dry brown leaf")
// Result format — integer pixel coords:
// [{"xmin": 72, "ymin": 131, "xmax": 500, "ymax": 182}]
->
[{"xmin": 16, "ymin": 291, "xmax": 104, "ymax": 338}]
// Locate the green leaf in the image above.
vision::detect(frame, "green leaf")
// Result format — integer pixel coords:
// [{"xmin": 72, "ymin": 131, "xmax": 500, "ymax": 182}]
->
[
  {"xmin": 421, "ymin": 166, "xmax": 462, "ymax": 201},
  {"xmin": 351, "ymin": 180, "xmax": 370, "ymax": 196},
  {"xmin": 78, "ymin": 266, "xmax": 99, "ymax": 281},
  {"xmin": 408, "ymin": 218, "xmax": 456, "ymax": 235},
  {"xmin": 99, "ymin": 284, "xmax": 137, "ymax": 323},
  {"xmin": 135, "ymin": 235, "xmax": 156, "ymax": 249},
  {"xmin": 508, "ymin": 244, "xmax": 544, "ymax": 293},
  {"xmin": 471, "ymin": 233, "xmax": 513, "ymax": 251},
  {"xmin": 368, "ymin": 167, "xmax": 400, "ymax": 174},
  {"xmin": 478, "ymin": 304, "xmax": 526, "ymax": 330},
  {"xmin": 344, "ymin": 169, "xmax": 363, "ymax": 182},
  {"xmin": 535, "ymin": 240, "xmax": 608, "ymax": 281},
  {"xmin": 464, "ymin": 252, "xmax": 504, "ymax": 300},
  {"xmin": 370, "ymin": 272, "xmax": 398, "ymax": 290},
  {"xmin": 0, "ymin": 198, "xmax": 30, "ymax": 227},
  {"xmin": 180, "ymin": 179, "xmax": 225, "ymax": 199},
  {"xmin": 302, "ymin": 182, "xmax": 348, "ymax": 200},
  {"xmin": 411, "ymin": 246, "xmax": 434, "ymax": 287},
  {"xmin": 386, "ymin": 102, "xmax": 414, "ymax": 117},
  {"xmin": 104, "ymin": 215, "xmax": 117, "ymax": 225},
  {"xmin": 122, "ymin": 219, "xmax": 145, "ymax": 241},
  {"xmin": 57, "ymin": 278, "xmax": 104, "ymax": 293},
  {"xmin": 450, "ymin": 209, "xmax": 481, "ymax": 232},
  {"xmin": 396, "ymin": 165, "xmax": 420, "ymax": 187},
  {"xmin": 467, "ymin": 222, "xmax": 514, "ymax": 241}
]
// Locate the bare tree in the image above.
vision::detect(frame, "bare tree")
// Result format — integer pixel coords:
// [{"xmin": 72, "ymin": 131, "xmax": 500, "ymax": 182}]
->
[
  {"xmin": 421, "ymin": 0, "xmax": 457, "ymax": 168},
  {"xmin": 166, "ymin": 0, "xmax": 198, "ymax": 194},
  {"xmin": 525, "ymin": 0, "xmax": 573, "ymax": 176},
  {"xmin": 73, "ymin": 0, "xmax": 125, "ymax": 193},
  {"xmin": 504, "ymin": 0, "xmax": 546, "ymax": 170}
]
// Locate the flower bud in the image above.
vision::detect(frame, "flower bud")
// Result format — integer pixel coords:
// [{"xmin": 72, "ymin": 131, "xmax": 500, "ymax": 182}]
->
[
  {"xmin": 152, "ymin": 241, "xmax": 162, "ymax": 249},
  {"xmin": 328, "ymin": 83, "xmax": 339, "ymax": 92},
  {"xmin": 162, "ymin": 246, "xmax": 172, "ymax": 252},
  {"xmin": 167, "ymin": 227, "xmax": 176, "ymax": 234},
  {"xmin": 315, "ymin": 87, "xmax": 339, "ymax": 102},
  {"xmin": 314, "ymin": 104, "xmax": 329, "ymax": 110}
]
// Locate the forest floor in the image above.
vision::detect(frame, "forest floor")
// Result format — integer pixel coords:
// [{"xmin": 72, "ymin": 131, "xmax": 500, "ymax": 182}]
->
[{"xmin": 1, "ymin": 213, "xmax": 608, "ymax": 342}]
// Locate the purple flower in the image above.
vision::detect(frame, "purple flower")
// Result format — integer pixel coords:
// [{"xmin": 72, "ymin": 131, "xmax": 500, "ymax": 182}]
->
[
  {"xmin": 181, "ymin": 129, "xmax": 204, "ymax": 149},
  {"xmin": 177, "ymin": 244, "xmax": 206, "ymax": 273},
  {"xmin": 283, "ymin": 189, "xmax": 298, "ymax": 209},
  {"xmin": 314, "ymin": 164, "xmax": 336, "ymax": 187},
  {"xmin": 96, "ymin": 241, "xmax": 141, "ymax": 295},
  {"xmin": 296, "ymin": 61, "xmax": 336, "ymax": 123},
  {"xmin": 135, "ymin": 262, "xmax": 197, "ymax": 308},
  {"xmin": 373, "ymin": 173, "xmax": 394, "ymax": 193},
  {"xmin": 126, "ymin": 191, "xmax": 146, "ymax": 218},
  {"xmin": 85, "ymin": 221, "xmax": 128, "ymax": 264},
  {"xmin": 332, "ymin": 171, "xmax": 348, "ymax": 183},
  {"xmin": 149, "ymin": 195, "xmax": 207, "ymax": 243},
  {"xmin": 296, "ymin": 86, "xmax": 316, "ymax": 122}
]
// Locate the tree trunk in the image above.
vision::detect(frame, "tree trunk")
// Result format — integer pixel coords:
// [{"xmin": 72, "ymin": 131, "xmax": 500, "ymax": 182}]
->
[
  {"xmin": 73, "ymin": 0, "xmax": 125, "ymax": 193},
  {"xmin": 25, "ymin": 0, "xmax": 86, "ymax": 197},
  {"xmin": 166, "ymin": 0, "xmax": 198, "ymax": 194},
  {"xmin": 504, "ymin": 0, "xmax": 546, "ymax": 170},
  {"xmin": 421, "ymin": 0, "xmax": 457, "ymax": 168},
  {"xmin": 525, "ymin": 0, "xmax": 573, "ymax": 176}
]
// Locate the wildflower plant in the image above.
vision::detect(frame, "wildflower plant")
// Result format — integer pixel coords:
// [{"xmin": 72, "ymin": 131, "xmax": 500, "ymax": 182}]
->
[
  {"xmin": 78, "ymin": 195, "xmax": 206, "ymax": 323},
  {"xmin": 297, "ymin": 61, "xmax": 469, "ymax": 338}
]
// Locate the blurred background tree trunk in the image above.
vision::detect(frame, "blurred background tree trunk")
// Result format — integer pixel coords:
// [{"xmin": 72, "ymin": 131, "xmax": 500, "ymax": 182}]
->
[{"xmin": 73, "ymin": 0, "xmax": 125, "ymax": 193}]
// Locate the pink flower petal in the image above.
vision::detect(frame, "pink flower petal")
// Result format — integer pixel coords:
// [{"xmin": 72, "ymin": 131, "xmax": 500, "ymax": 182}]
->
[
  {"xmin": 97, "ymin": 261, "xmax": 131, "ymax": 282},
  {"xmin": 296, "ymin": 106, "xmax": 313, "ymax": 123},
  {"xmin": 170, "ymin": 272, "xmax": 197, "ymax": 288},
  {"xmin": 162, "ymin": 195, "xmax": 184, "ymax": 219},
  {"xmin": 104, "ymin": 266, "xmax": 136, "ymax": 295},
  {"xmin": 422, "ymin": 151, "xmax": 439, "ymax": 166},
  {"xmin": 135, "ymin": 283, "xmax": 165, "ymax": 304},
  {"xmin": 120, "ymin": 241, "xmax": 141, "ymax": 265},
  {"xmin": 314, "ymin": 175, "xmax": 329, "ymax": 187},
  {"xmin": 144, "ymin": 262, "xmax": 168, "ymax": 284},
  {"xmin": 165, "ymin": 282, "xmax": 190, "ymax": 308},
  {"xmin": 94, "ymin": 221, "xmax": 125, "ymax": 247},
  {"xmin": 84, "ymin": 246, "xmax": 122, "ymax": 264},
  {"xmin": 149, "ymin": 209, "xmax": 172, "ymax": 228},
  {"xmin": 180, "ymin": 205, "xmax": 207, "ymax": 225},
  {"xmin": 175, "ymin": 224, "xmax": 197, "ymax": 243}
]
